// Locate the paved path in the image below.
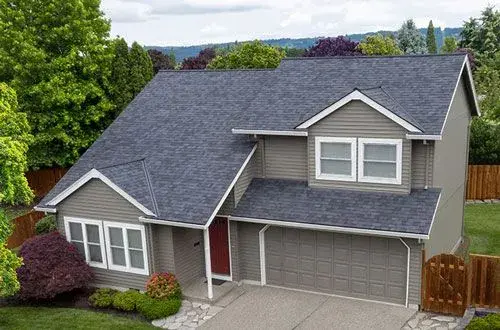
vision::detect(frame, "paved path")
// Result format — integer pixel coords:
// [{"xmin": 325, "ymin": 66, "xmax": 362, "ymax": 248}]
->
[
  {"xmin": 152, "ymin": 300, "xmax": 224, "ymax": 329},
  {"xmin": 402, "ymin": 312, "xmax": 461, "ymax": 330},
  {"xmin": 198, "ymin": 285, "xmax": 415, "ymax": 330}
]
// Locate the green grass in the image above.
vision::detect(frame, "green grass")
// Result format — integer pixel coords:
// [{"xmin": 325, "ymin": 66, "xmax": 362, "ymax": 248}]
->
[
  {"xmin": 464, "ymin": 203, "xmax": 500, "ymax": 256},
  {"xmin": 0, "ymin": 307, "xmax": 156, "ymax": 330}
]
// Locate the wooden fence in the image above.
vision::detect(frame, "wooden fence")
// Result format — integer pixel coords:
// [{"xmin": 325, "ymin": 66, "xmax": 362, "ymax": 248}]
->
[
  {"xmin": 26, "ymin": 167, "xmax": 68, "ymax": 199},
  {"xmin": 6, "ymin": 210, "xmax": 46, "ymax": 249},
  {"xmin": 422, "ymin": 253, "xmax": 500, "ymax": 316},
  {"xmin": 466, "ymin": 165, "xmax": 500, "ymax": 200}
]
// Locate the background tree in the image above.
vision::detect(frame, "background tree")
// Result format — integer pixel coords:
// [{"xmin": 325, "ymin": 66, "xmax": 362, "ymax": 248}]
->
[
  {"xmin": 129, "ymin": 42, "xmax": 154, "ymax": 97},
  {"xmin": 284, "ymin": 47, "xmax": 306, "ymax": 57},
  {"xmin": 148, "ymin": 49, "xmax": 175, "ymax": 74},
  {"xmin": 0, "ymin": 83, "xmax": 33, "ymax": 205},
  {"xmin": 109, "ymin": 38, "xmax": 132, "ymax": 120},
  {"xmin": 397, "ymin": 19, "xmax": 427, "ymax": 54},
  {"xmin": 474, "ymin": 52, "xmax": 500, "ymax": 121},
  {"xmin": 460, "ymin": 6, "xmax": 500, "ymax": 59},
  {"xmin": 0, "ymin": 210, "xmax": 22, "ymax": 297},
  {"xmin": 358, "ymin": 34, "xmax": 403, "ymax": 55},
  {"xmin": 181, "ymin": 48, "xmax": 216, "ymax": 70},
  {"xmin": 440, "ymin": 36, "xmax": 458, "ymax": 53},
  {"xmin": 0, "ymin": 0, "xmax": 114, "ymax": 168},
  {"xmin": 426, "ymin": 20, "xmax": 438, "ymax": 53},
  {"xmin": 469, "ymin": 119, "xmax": 500, "ymax": 164},
  {"xmin": 304, "ymin": 36, "xmax": 361, "ymax": 57},
  {"xmin": 207, "ymin": 41, "xmax": 285, "ymax": 69}
]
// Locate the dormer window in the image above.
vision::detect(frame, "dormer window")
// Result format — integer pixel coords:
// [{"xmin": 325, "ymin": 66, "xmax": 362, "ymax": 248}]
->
[
  {"xmin": 315, "ymin": 137, "xmax": 356, "ymax": 181},
  {"xmin": 315, "ymin": 137, "xmax": 402, "ymax": 185}
]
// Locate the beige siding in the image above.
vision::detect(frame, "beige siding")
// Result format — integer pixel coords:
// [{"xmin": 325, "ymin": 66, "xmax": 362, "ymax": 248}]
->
[
  {"xmin": 56, "ymin": 179, "xmax": 152, "ymax": 290},
  {"xmin": 229, "ymin": 221, "xmax": 240, "ymax": 281},
  {"xmin": 411, "ymin": 141, "xmax": 434, "ymax": 189},
  {"xmin": 426, "ymin": 78, "xmax": 471, "ymax": 258},
  {"xmin": 237, "ymin": 222, "xmax": 265, "ymax": 281},
  {"xmin": 406, "ymin": 238, "xmax": 424, "ymax": 305},
  {"xmin": 308, "ymin": 100, "xmax": 411, "ymax": 193},
  {"xmin": 153, "ymin": 224, "xmax": 175, "ymax": 273},
  {"xmin": 264, "ymin": 136, "xmax": 308, "ymax": 180},
  {"xmin": 234, "ymin": 153, "xmax": 257, "ymax": 206},
  {"xmin": 219, "ymin": 189, "xmax": 235, "ymax": 215},
  {"xmin": 172, "ymin": 227, "xmax": 204, "ymax": 286}
]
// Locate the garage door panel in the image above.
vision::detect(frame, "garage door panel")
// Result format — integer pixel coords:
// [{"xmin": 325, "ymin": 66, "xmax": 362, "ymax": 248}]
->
[{"xmin": 265, "ymin": 227, "xmax": 407, "ymax": 305}]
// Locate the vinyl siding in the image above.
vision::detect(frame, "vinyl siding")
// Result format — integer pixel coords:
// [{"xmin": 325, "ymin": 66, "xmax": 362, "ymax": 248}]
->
[
  {"xmin": 405, "ymin": 238, "xmax": 423, "ymax": 305},
  {"xmin": 411, "ymin": 141, "xmax": 434, "ymax": 189},
  {"xmin": 172, "ymin": 227, "xmax": 204, "ymax": 286},
  {"xmin": 56, "ymin": 179, "xmax": 151, "ymax": 290},
  {"xmin": 234, "ymin": 152, "xmax": 257, "ymax": 206},
  {"xmin": 263, "ymin": 136, "xmax": 308, "ymax": 180},
  {"xmin": 229, "ymin": 221, "xmax": 240, "ymax": 281},
  {"xmin": 153, "ymin": 224, "xmax": 175, "ymax": 273},
  {"xmin": 219, "ymin": 189, "xmax": 235, "ymax": 215},
  {"xmin": 237, "ymin": 222, "xmax": 265, "ymax": 281},
  {"xmin": 426, "ymin": 78, "xmax": 471, "ymax": 258},
  {"xmin": 308, "ymin": 100, "xmax": 411, "ymax": 193}
]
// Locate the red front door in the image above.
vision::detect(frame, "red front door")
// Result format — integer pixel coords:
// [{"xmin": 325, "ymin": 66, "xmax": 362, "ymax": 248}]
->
[{"xmin": 209, "ymin": 217, "xmax": 230, "ymax": 275}]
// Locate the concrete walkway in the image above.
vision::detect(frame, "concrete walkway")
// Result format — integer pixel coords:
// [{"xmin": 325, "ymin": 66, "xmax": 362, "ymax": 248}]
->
[{"xmin": 199, "ymin": 285, "xmax": 416, "ymax": 330}]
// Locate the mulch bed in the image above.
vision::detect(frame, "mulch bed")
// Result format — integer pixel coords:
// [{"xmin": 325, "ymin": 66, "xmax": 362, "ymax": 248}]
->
[{"xmin": 0, "ymin": 287, "xmax": 149, "ymax": 322}]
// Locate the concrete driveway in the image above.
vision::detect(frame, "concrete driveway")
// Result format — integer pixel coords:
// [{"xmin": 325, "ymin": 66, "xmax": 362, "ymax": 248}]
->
[{"xmin": 199, "ymin": 285, "xmax": 416, "ymax": 330}]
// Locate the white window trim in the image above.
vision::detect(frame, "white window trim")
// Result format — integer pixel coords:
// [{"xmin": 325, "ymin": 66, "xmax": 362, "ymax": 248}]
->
[
  {"xmin": 64, "ymin": 217, "xmax": 107, "ymax": 269},
  {"xmin": 315, "ymin": 137, "xmax": 357, "ymax": 182},
  {"xmin": 358, "ymin": 138, "xmax": 402, "ymax": 185},
  {"xmin": 103, "ymin": 221, "xmax": 149, "ymax": 276}
]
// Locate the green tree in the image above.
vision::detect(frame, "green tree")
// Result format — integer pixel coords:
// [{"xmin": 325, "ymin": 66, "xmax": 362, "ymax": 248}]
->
[
  {"xmin": 474, "ymin": 52, "xmax": 500, "ymax": 121},
  {"xmin": 397, "ymin": 19, "xmax": 427, "ymax": 54},
  {"xmin": 0, "ymin": 83, "xmax": 33, "ymax": 205},
  {"xmin": 461, "ymin": 6, "xmax": 500, "ymax": 59},
  {"xmin": 358, "ymin": 34, "xmax": 403, "ymax": 55},
  {"xmin": 0, "ymin": 0, "xmax": 114, "ymax": 168},
  {"xmin": 440, "ymin": 36, "xmax": 458, "ymax": 53},
  {"xmin": 207, "ymin": 40, "xmax": 285, "ymax": 69},
  {"xmin": 469, "ymin": 118, "xmax": 500, "ymax": 164},
  {"xmin": 284, "ymin": 47, "xmax": 306, "ymax": 57},
  {"xmin": 109, "ymin": 38, "xmax": 133, "ymax": 119},
  {"xmin": 129, "ymin": 42, "xmax": 153, "ymax": 97},
  {"xmin": 0, "ymin": 209, "xmax": 23, "ymax": 297},
  {"xmin": 426, "ymin": 20, "xmax": 437, "ymax": 54}
]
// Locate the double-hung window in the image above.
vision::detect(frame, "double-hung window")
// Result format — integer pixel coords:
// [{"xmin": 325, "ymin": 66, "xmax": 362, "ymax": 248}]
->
[
  {"xmin": 358, "ymin": 138, "xmax": 402, "ymax": 184},
  {"xmin": 64, "ymin": 217, "xmax": 107, "ymax": 269},
  {"xmin": 104, "ymin": 222, "xmax": 149, "ymax": 275},
  {"xmin": 315, "ymin": 137, "xmax": 356, "ymax": 181}
]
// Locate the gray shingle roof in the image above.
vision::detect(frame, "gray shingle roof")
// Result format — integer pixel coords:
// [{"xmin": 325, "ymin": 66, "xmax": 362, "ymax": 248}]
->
[
  {"xmin": 38, "ymin": 54, "xmax": 465, "ymax": 226},
  {"xmin": 232, "ymin": 179, "xmax": 441, "ymax": 236}
]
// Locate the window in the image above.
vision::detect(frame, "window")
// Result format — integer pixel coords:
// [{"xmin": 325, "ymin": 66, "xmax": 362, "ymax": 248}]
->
[
  {"xmin": 63, "ymin": 217, "xmax": 149, "ymax": 275},
  {"xmin": 104, "ymin": 222, "xmax": 149, "ymax": 275},
  {"xmin": 358, "ymin": 138, "xmax": 402, "ymax": 184},
  {"xmin": 64, "ymin": 217, "xmax": 107, "ymax": 269},
  {"xmin": 315, "ymin": 137, "xmax": 356, "ymax": 181}
]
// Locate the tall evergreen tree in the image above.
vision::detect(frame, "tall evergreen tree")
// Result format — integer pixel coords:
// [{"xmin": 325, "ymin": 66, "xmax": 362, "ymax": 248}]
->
[
  {"xmin": 0, "ymin": 0, "xmax": 113, "ymax": 168},
  {"xmin": 426, "ymin": 20, "xmax": 437, "ymax": 54},
  {"xmin": 397, "ymin": 19, "xmax": 427, "ymax": 54},
  {"xmin": 461, "ymin": 6, "xmax": 500, "ymax": 59},
  {"xmin": 109, "ymin": 38, "xmax": 133, "ymax": 118},
  {"xmin": 129, "ymin": 42, "xmax": 153, "ymax": 97},
  {"xmin": 440, "ymin": 36, "xmax": 458, "ymax": 53}
]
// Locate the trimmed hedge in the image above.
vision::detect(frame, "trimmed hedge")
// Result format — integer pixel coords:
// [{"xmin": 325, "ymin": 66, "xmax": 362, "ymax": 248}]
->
[
  {"xmin": 34, "ymin": 215, "xmax": 57, "ymax": 235},
  {"xmin": 466, "ymin": 313, "xmax": 500, "ymax": 330},
  {"xmin": 112, "ymin": 290, "xmax": 143, "ymax": 311},
  {"xmin": 136, "ymin": 295, "xmax": 182, "ymax": 320},
  {"xmin": 88, "ymin": 288, "xmax": 119, "ymax": 308}
]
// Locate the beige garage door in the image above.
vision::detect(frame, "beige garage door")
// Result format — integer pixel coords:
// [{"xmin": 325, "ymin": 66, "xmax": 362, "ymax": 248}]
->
[{"xmin": 265, "ymin": 227, "xmax": 407, "ymax": 305}]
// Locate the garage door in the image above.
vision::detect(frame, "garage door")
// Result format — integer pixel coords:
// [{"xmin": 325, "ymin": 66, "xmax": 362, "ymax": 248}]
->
[{"xmin": 265, "ymin": 227, "xmax": 407, "ymax": 304}]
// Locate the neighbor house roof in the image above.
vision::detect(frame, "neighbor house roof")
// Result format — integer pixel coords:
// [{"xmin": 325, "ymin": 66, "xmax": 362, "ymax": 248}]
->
[
  {"xmin": 231, "ymin": 179, "xmax": 441, "ymax": 238},
  {"xmin": 37, "ymin": 54, "xmax": 475, "ymax": 227}
]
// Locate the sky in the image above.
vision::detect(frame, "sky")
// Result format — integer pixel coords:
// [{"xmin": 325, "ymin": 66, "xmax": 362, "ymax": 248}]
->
[{"xmin": 100, "ymin": 0, "xmax": 493, "ymax": 46}]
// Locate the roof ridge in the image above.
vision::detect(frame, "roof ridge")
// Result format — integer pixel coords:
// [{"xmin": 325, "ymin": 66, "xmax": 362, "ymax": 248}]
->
[
  {"xmin": 96, "ymin": 158, "xmax": 146, "ymax": 171},
  {"xmin": 158, "ymin": 68, "xmax": 276, "ymax": 73},
  {"xmin": 283, "ymin": 53, "xmax": 466, "ymax": 61}
]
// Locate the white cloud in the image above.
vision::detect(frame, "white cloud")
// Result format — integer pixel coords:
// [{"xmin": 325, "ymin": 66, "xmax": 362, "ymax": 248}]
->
[
  {"xmin": 280, "ymin": 11, "xmax": 312, "ymax": 27},
  {"xmin": 200, "ymin": 23, "xmax": 228, "ymax": 35}
]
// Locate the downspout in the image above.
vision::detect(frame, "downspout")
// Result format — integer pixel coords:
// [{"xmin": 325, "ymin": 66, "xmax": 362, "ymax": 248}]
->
[
  {"xmin": 203, "ymin": 229, "xmax": 213, "ymax": 299},
  {"xmin": 399, "ymin": 238, "xmax": 411, "ymax": 308},
  {"xmin": 259, "ymin": 225, "xmax": 270, "ymax": 286},
  {"xmin": 423, "ymin": 140, "xmax": 429, "ymax": 190}
]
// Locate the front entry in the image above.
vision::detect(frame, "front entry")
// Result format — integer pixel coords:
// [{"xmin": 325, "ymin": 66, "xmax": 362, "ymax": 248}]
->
[{"xmin": 209, "ymin": 217, "xmax": 230, "ymax": 276}]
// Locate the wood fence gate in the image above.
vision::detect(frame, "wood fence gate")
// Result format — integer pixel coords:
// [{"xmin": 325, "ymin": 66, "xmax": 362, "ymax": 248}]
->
[
  {"xmin": 422, "ymin": 254, "xmax": 468, "ymax": 316},
  {"xmin": 422, "ymin": 253, "xmax": 500, "ymax": 316}
]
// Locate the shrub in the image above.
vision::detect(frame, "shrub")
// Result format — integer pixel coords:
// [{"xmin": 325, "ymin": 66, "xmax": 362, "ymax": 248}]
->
[
  {"xmin": 112, "ymin": 289, "xmax": 143, "ymax": 311},
  {"xmin": 88, "ymin": 288, "xmax": 119, "ymax": 308},
  {"xmin": 146, "ymin": 273, "xmax": 182, "ymax": 300},
  {"xmin": 467, "ymin": 313, "xmax": 500, "ymax": 330},
  {"xmin": 136, "ymin": 295, "xmax": 181, "ymax": 320},
  {"xmin": 17, "ymin": 232, "xmax": 94, "ymax": 300},
  {"xmin": 34, "ymin": 215, "xmax": 57, "ymax": 235}
]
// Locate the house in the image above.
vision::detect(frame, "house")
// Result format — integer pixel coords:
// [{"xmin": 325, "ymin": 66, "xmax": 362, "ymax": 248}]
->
[{"xmin": 35, "ymin": 54, "xmax": 479, "ymax": 309}]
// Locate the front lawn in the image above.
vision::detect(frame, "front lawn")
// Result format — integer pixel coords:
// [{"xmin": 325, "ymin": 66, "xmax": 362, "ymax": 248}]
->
[
  {"xmin": 0, "ymin": 307, "xmax": 156, "ymax": 330},
  {"xmin": 464, "ymin": 203, "xmax": 500, "ymax": 256}
]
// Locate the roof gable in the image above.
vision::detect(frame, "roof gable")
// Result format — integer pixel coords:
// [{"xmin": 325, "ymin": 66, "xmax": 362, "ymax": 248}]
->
[{"xmin": 296, "ymin": 89, "xmax": 423, "ymax": 132}]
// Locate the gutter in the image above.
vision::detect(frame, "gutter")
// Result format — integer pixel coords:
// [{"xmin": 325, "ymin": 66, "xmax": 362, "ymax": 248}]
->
[{"xmin": 34, "ymin": 206, "xmax": 57, "ymax": 213}]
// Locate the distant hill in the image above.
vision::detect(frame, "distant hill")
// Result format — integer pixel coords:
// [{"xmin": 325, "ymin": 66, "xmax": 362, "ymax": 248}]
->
[{"xmin": 146, "ymin": 27, "xmax": 462, "ymax": 62}]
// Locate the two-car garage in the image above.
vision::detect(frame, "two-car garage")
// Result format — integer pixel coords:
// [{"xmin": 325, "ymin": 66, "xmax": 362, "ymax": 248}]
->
[{"xmin": 264, "ymin": 226, "xmax": 408, "ymax": 305}]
